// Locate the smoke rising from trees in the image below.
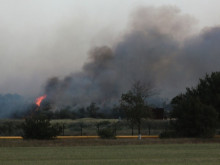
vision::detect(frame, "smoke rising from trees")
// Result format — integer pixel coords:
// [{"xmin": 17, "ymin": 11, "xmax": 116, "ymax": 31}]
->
[
  {"xmin": 1, "ymin": 5, "xmax": 220, "ymax": 117},
  {"xmin": 44, "ymin": 6, "xmax": 220, "ymax": 108}
]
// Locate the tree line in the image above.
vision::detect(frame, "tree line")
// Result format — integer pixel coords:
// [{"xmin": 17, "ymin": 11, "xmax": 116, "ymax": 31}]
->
[
  {"xmin": 4, "ymin": 72, "xmax": 220, "ymax": 139},
  {"xmin": 120, "ymin": 72, "xmax": 220, "ymax": 138}
]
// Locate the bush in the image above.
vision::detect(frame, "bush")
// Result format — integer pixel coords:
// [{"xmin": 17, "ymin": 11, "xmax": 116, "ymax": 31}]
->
[
  {"xmin": 97, "ymin": 128, "xmax": 116, "ymax": 139},
  {"xmin": 159, "ymin": 131, "xmax": 177, "ymax": 138},
  {"xmin": 22, "ymin": 115, "xmax": 62, "ymax": 140},
  {"xmin": 0, "ymin": 121, "xmax": 23, "ymax": 136}
]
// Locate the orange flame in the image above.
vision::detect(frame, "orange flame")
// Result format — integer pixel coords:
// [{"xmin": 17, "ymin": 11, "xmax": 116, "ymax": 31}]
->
[{"xmin": 35, "ymin": 95, "xmax": 47, "ymax": 107}]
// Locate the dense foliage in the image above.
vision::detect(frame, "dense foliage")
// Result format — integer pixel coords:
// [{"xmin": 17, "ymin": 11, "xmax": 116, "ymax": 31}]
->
[
  {"xmin": 97, "ymin": 128, "xmax": 116, "ymax": 139},
  {"xmin": 171, "ymin": 72, "xmax": 220, "ymax": 138},
  {"xmin": 22, "ymin": 115, "xmax": 62, "ymax": 139}
]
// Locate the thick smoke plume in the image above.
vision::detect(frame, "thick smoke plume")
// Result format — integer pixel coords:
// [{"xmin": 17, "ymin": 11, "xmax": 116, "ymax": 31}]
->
[{"xmin": 43, "ymin": 6, "xmax": 220, "ymax": 108}]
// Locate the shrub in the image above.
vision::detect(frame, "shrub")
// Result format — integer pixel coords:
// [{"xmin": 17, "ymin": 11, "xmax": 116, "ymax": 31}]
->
[
  {"xmin": 22, "ymin": 115, "xmax": 62, "ymax": 140},
  {"xmin": 97, "ymin": 128, "xmax": 115, "ymax": 139},
  {"xmin": 159, "ymin": 131, "xmax": 177, "ymax": 138},
  {"xmin": 0, "ymin": 121, "xmax": 23, "ymax": 136}
]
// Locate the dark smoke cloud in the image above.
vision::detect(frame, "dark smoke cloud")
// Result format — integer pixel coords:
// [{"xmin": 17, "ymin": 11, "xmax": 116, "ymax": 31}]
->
[{"xmin": 44, "ymin": 6, "xmax": 220, "ymax": 109}]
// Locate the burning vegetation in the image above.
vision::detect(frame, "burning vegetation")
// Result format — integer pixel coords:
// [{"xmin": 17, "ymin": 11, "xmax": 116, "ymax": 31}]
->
[
  {"xmin": 1, "ymin": 6, "xmax": 220, "ymax": 122},
  {"xmin": 35, "ymin": 95, "xmax": 47, "ymax": 107}
]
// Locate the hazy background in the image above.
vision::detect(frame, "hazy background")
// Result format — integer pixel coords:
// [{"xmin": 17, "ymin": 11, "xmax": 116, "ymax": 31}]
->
[{"xmin": 1, "ymin": 0, "xmax": 220, "ymax": 99}]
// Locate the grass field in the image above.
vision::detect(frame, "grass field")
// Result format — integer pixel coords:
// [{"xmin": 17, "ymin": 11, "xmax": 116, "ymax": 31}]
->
[{"xmin": 0, "ymin": 139, "xmax": 220, "ymax": 165}]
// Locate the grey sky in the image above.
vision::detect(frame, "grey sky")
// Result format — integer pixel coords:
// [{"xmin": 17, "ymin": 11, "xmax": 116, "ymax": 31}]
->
[{"xmin": 0, "ymin": 0, "xmax": 220, "ymax": 97}]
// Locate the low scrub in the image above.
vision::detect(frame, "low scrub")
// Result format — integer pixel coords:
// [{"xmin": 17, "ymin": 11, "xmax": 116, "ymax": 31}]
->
[
  {"xmin": 97, "ymin": 128, "xmax": 116, "ymax": 139},
  {"xmin": 159, "ymin": 130, "xmax": 177, "ymax": 138}
]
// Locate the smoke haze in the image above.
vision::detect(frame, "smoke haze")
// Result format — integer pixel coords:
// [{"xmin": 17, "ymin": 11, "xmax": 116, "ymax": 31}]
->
[
  {"xmin": 1, "ymin": 4, "xmax": 220, "ymax": 117},
  {"xmin": 44, "ymin": 6, "xmax": 220, "ymax": 108}
]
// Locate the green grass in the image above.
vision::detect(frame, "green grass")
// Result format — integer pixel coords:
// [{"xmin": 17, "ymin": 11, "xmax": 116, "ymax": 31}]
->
[{"xmin": 0, "ymin": 143, "xmax": 220, "ymax": 165}]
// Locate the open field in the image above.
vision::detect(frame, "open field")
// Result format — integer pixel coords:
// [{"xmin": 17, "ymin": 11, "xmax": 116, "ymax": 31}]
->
[{"xmin": 0, "ymin": 141, "xmax": 220, "ymax": 165}]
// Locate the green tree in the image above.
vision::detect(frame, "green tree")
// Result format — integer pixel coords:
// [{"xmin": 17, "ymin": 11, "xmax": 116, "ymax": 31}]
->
[
  {"xmin": 171, "ymin": 72, "xmax": 220, "ymax": 137},
  {"xmin": 171, "ymin": 95, "xmax": 218, "ymax": 137},
  {"xmin": 120, "ymin": 81, "xmax": 152, "ymax": 136},
  {"xmin": 196, "ymin": 72, "xmax": 220, "ymax": 121}
]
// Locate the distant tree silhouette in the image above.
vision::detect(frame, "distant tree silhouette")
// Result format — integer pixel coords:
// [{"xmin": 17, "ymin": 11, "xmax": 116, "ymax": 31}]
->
[{"xmin": 120, "ymin": 81, "xmax": 152, "ymax": 136}]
